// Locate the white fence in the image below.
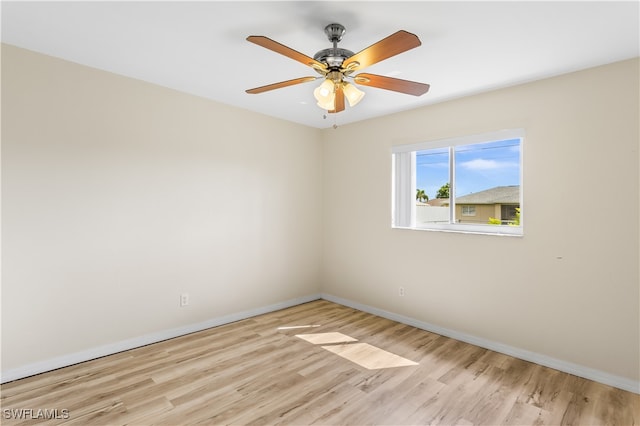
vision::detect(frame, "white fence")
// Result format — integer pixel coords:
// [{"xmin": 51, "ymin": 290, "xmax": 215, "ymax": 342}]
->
[{"xmin": 416, "ymin": 205, "xmax": 449, "ymax": 224}]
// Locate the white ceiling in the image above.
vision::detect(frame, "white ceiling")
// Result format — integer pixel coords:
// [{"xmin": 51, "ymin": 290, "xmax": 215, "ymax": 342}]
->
[{"xmin": 2, "ymin": 1, "xmax": 639, "ymax": 129}]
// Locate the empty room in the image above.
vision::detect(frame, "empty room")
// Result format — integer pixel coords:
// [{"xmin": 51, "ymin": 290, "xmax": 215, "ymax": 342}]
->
[{"xmin": 1, "ymin": 1, "xmax": 639, "ymax": 425}]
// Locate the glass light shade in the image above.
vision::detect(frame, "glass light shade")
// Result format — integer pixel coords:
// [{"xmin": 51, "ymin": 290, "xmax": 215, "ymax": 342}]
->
[
  {"xmin": 316, "ymin": 96, "xmax": 336, "ymax": 110},
  {"xmin": 343, "ymin": 82, "xmax": 365, "ymax": 107},
  {"xmin": 314, "ymin": 79, "xmax": 336, "ymax": 110},
  {"xmin": 316, "ymin": 79, "xmax": 334, "ymax": 97}
]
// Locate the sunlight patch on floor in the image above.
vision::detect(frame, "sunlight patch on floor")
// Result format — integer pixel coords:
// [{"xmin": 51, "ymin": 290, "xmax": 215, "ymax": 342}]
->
[
  {"xmin": 322, "ymin": 342, "xmax": 419, "ymax": 370},
  {"xmin": 295, "ymin": 332, "xmax": 418, "ymax": 370},
  {"xmin": 295, "ymin": 332, "xmax": 358, "ymax": 345}
]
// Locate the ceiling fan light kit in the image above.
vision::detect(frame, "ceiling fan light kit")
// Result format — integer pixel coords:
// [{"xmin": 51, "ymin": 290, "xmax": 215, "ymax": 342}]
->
[
  {"xmin": 246, "ymin": 23, "xmax": 430, "ymax": 114},
  {"xmin": 313, "ymin": 80, "xmax": 364, "ymax": 110},
  {"xmin": 314, "ymin": 79, "xmax": 336, "ymax": 110},
  {"xmin": 342, "ymin": 82, "xmax": 365, "ymax": 107}
]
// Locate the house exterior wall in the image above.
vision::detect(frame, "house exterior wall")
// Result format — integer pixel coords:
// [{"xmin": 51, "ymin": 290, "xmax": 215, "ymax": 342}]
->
[
  {"xmin": 455, "ymin": 204, "xmax": 496, "ymax": 224},
  {"xmin": 455, "ymin": 203, "xmax": 520, "ymax": 224}
]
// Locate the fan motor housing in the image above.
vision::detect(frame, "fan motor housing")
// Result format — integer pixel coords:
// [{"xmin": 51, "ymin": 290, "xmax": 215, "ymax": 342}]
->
[
  {"xmin": 313, "ymin": 47, "xmax": 355, "ymax": 70},
  {"xmin": 312, "ymin": 23, "xmax": 354, "ymax": 73}
]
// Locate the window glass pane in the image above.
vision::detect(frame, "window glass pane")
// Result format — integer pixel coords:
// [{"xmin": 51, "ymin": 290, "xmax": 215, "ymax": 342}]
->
[
  {"xmin": 454, "ymin": 139, "xmax": 521, "ymax": 226},
  {"xmin": 462, "ymin": 205, "xmax": 476, "ymax": 216},
  {"xmin": 415, "ymin": 147, "xmax": 450, "ymax": 225},
  {"xmin": 393, "ymin": 129, "xmax": 523, "ymax": 235}
]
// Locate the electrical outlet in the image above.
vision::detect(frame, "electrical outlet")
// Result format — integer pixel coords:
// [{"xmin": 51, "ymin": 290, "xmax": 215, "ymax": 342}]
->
[
  {"xmin": 180, "ymin": 293, "xmax": 189, "ymax": 307},
  {"xmin": 399, "ymin": 287, "xmax": 405, "ymax": 296}
]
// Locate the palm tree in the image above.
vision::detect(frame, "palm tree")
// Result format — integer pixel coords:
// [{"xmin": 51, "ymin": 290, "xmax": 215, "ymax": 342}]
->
[
  {"xmin": 436, "ymin": 182, "xmax": 450, "ymax": 199},
  {"xmin": 416, "ymin": 189, "xmax": 429, "ymax": 203}
]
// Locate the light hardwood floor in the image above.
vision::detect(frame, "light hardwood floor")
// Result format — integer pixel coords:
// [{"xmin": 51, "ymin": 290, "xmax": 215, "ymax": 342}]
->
[{"xmin": 1, "ymin": 300, "xmax": 638, "ymax": 425}]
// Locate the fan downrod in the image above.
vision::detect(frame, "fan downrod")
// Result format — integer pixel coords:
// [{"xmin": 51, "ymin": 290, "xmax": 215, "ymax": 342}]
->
[{"xmin": 313, "ymin": 23, "xmax": 354, "ymax": 71}]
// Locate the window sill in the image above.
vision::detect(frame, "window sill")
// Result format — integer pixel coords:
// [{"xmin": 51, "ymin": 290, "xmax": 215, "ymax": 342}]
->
[{"xmin": 393, "ymin": 224, "xmax": 523, "ymax": 237}]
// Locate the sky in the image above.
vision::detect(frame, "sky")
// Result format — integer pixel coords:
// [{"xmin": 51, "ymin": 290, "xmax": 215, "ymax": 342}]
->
[{"xmin": 416, "ymin": 138, "xmax": 521, "ymax": 200}]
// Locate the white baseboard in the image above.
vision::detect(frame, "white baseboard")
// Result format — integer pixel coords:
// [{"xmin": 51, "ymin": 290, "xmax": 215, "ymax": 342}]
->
[
  {"xmin": 321, "ymin": 293, "xmax": 640, "ymax": 395},
  {"xmin": 4, "ymin": 292, "xmax": 638, "ymax": 395},
  {"xmin": 0, "ymin": 293, "xmax": 322, "ymax": 384}
]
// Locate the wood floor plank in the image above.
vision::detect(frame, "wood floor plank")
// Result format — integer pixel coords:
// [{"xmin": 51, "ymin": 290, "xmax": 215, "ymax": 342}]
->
[{"xmin": 1, "ymin": 300, "xmax": 638, "ymax": 425}]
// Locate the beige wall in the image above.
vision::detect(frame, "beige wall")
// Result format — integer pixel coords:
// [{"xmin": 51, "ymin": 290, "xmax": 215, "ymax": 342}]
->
[
  {"xmin": 2, "ymin": 43, "xmax": 639, "ymax": 387},
  {"xmin": 1, "ymin": 45, "xmax": 323, "ymax": 371},
  {"xmin": 321, "ymin": 59, "xmax": 639, "ymax": 382}
]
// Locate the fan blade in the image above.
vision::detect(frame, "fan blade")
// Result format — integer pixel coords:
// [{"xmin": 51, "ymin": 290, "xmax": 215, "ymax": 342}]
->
[
  {"xmin": 247, "ymin": 36, "xmax": 327, "ymax": 71},
  {"xmin": 329, "ymin": 84, "xmax": 345, "ymax": 113},
  {"xmin": 246, "ymin": 77, "xmax": 317, "ymax": 94},
  {"xmin": 342, "ymin": 30, "xmax": 421, "ymax": 71},
  {"xmin": 354, "ymin": 73, "xmax": 430, "ymax": 96}
]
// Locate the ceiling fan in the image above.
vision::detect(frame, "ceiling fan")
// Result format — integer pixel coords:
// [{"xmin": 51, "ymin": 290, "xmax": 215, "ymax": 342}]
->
[{"xmin": 245, "ymin": 23, "xmax": 430, "ymax": 113}]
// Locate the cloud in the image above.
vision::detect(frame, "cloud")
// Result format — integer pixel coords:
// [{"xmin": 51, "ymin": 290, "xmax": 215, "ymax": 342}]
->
[{"xmin": 459, "ymin": 159, "xmax": 518, "ymax": 170}]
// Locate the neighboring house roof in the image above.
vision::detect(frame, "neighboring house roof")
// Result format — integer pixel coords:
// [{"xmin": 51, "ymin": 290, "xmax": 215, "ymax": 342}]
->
[
  {"xmin": 426, "ymin": 198, "xmax": 450, "ymax": 207},
  {"xmin": 456, "ymin": 185, "xmax": 519, "ymax": 204}
]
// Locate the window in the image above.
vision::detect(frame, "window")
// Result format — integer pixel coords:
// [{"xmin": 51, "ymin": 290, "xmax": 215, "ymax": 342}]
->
[
  {"xmin": 461, "ymin": 205, "xmax": 476, "ymax": 216},
  {"xmin": 392, "ymin": 129, "xmax": 523, "ymax": 236}
]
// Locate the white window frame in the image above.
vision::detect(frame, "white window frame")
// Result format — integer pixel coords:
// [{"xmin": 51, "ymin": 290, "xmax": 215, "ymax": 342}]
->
[{"xmin": 392, "ymin": 129, "xmax": 524, "ymax": 236}]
